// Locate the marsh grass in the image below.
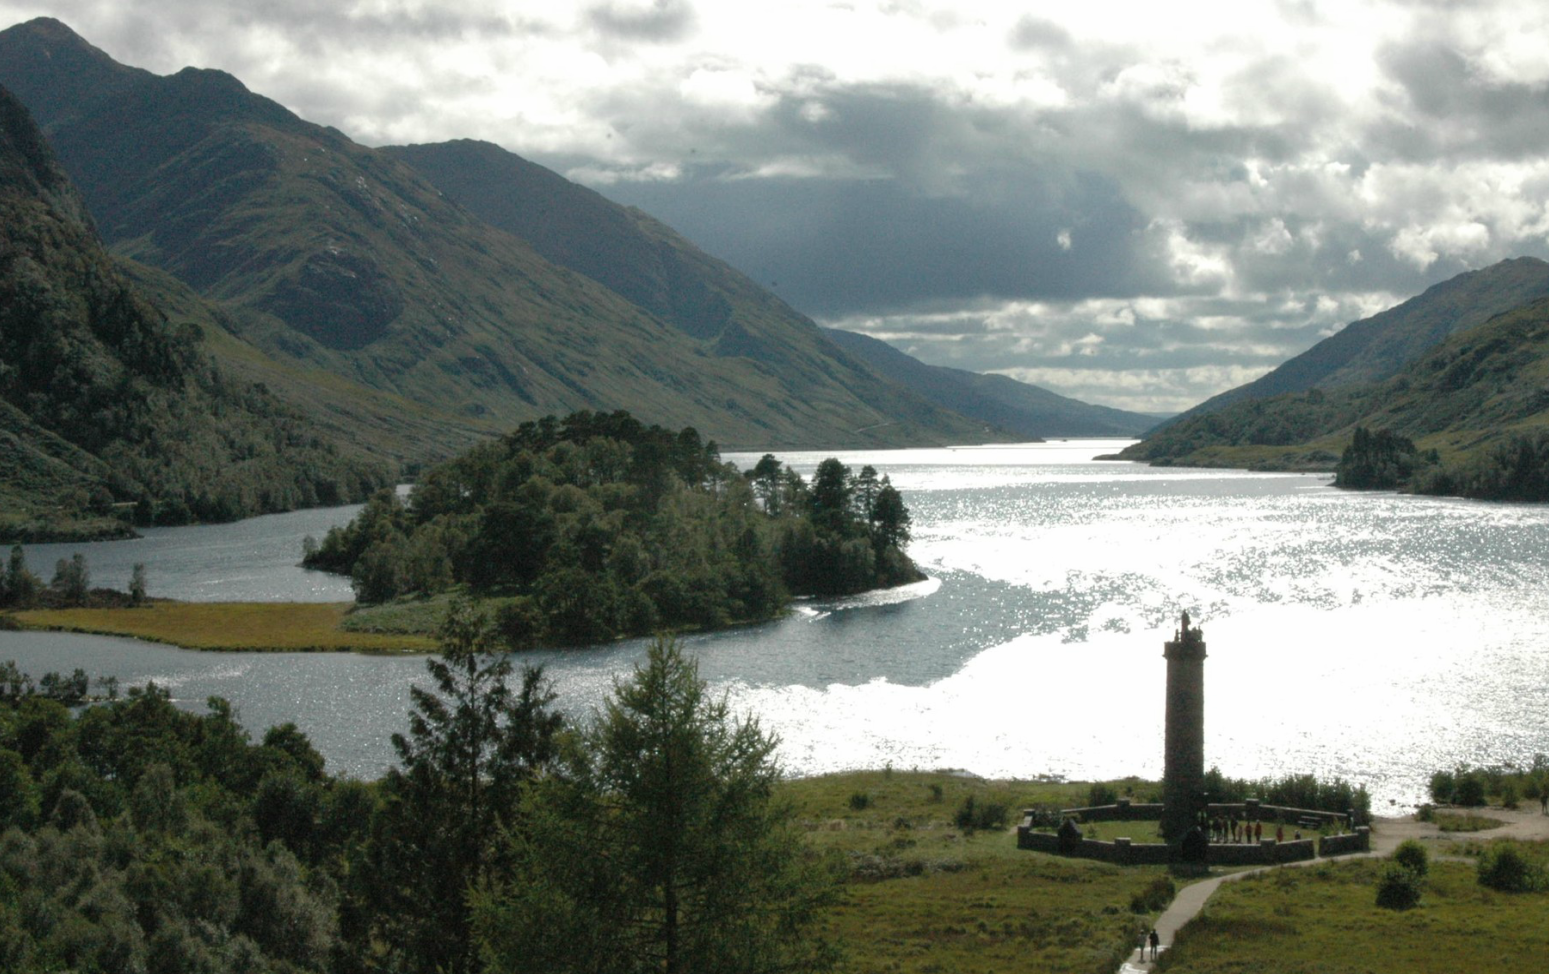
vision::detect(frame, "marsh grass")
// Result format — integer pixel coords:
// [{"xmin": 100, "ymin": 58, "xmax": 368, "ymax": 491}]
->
[
  {"xmin": 13, "ymin": 602, "xmax": 435, "ymax": 652},
  {"xmin": 1158, "ymin": 856, "xmax": 1549, "ymax": 972}
]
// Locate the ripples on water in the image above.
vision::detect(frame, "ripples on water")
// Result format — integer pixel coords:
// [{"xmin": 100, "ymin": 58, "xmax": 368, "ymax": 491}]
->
[{"xmin": 3, "ymin": 441, "xmax": 1548, "ymax": 809}]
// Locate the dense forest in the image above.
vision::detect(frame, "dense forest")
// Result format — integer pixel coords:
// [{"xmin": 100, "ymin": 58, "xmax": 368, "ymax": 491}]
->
[
  {"xmin": 305, "ymin": 410, "xmax": 921, "ymax": 646},
  {"xmin": 1335, "ymin": 425, "xmax": 1549, "ymax": 501},
  {"xmin": 0, "ymin": 81, "xmax": 389, "ymax": 540},
  {"xmin": 0, "ymin": 608, "xmax": 838, "ymax": 974}
]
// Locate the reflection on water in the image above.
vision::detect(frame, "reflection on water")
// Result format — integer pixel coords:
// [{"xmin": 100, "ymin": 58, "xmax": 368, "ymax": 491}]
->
[{"xmin": 4, "ymin": 440, "xmax": 1548, "ymax": 808}]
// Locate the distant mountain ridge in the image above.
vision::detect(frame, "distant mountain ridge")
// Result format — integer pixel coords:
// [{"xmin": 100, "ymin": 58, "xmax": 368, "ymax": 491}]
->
[
  {"xmin": 1155, "ymin": 257, "xmax": 1549, "ymax": 433},
  {"xmin": 0, "ymin": 81, "xmax": 386, "ymax": 538},
  {"xmin": 0, "ymin": 18, "xmax": 999, "ymax": 456},
  {"xmin": 1120, "ymin": 259, "xmax": 1549, "ymax": 471},
  {"xmin": 820, "ymin": 328, "xmax": 1158, "ymax": 438}
]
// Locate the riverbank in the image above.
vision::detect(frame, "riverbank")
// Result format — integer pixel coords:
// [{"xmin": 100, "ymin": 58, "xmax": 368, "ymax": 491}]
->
[{"xmin": 9, "ymin": 602, "xmax": 435, "ymax": 653}]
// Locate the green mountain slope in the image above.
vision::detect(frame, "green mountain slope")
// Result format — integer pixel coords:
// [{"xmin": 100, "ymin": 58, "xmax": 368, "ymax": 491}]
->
[
  {"xmin": 383, "ymin": 139, "xmax": 1000, "ymax": 445},
  {"xmin": 0, "ymin": 19, "xmax": 995, "ymax": 453},
  {"xmin": 1119, "ymin": 291, "xmax": 1549, "ymax": 473},
  {"xmin": 0, "ymin": 82, "xmax": 387, "ymax": 539},
  {"xmin": 1155, "ymin": 257, "xmax": 1549, "ymax": 433},
  {"xmin": 822, "ymin": 327, "xmax": 1160, "ymax": 438}
]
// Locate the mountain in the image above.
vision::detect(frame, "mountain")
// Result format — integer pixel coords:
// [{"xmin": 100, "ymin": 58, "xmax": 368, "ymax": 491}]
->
[
  {"xmin": 1118, "ymin": 274, "xmax": 1549, "ymax": 472},
  {"xmin": 821, "ymin": 328, "xmax": 1159, "ymax": 438},
  {"xmin": 0, "ymin": 19, "xmax": 997, "ymax": 455},
  {"xmin": 1155, "ymin": 257, "xmax": 1549, "ymax": 433},
  {"xmin": 0, "ymin": 81, "xmax": 387, "ymax": 540}
]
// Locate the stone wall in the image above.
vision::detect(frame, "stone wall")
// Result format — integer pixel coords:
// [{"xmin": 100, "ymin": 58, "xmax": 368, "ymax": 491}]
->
[{"xmin": 1318, "ymin": 828, "xmax": 1371, "ymax": 857}]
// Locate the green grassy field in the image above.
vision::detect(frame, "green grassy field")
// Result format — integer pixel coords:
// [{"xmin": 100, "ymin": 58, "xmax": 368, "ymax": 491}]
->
[
  {"xmin": 12, "ymin": 602, "xmax": 435, "ymax": 652},
  {"xmin": 1157, "ymin": 853, "xmax": 1549, "ymax": 972},
  {"xmin": 781, "ymin": 771, "xmax": 1176, "ymax": 974}
]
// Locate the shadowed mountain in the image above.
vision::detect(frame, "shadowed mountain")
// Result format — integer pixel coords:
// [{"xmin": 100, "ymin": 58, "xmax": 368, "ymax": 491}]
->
[
  {"xmin": 1155, "ymin": 257, "xmax": 1549, "ymax": 435},
  {"xmin": 0, "ymin": 81, "xmax": 387, "ymax": 539},
  {"xmin": 0, "ymin": 19, "xmax": 997, "ymax": 455},
  {"xmin": 1119, "ymin": 266, "xmax": 1549, "ymax": 473},
  {"xmin": 821, "ymin": 328, "xmax": 1159, "ymax": 438}
]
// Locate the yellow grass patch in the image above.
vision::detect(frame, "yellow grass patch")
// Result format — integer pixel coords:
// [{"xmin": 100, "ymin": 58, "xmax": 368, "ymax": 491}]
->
[{"xmin": 12, "ymin": 602, "xmax": 436, "ymax": 653}]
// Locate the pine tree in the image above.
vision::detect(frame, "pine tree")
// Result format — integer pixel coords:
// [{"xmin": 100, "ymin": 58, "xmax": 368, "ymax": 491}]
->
[{"xmin": 476, "ymin": 636, "xmax": 838, "ymax": 974}]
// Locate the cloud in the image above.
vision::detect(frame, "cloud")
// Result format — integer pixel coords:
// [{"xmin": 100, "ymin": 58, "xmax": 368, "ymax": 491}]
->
[
  {"xmin": 8, "ymin": 0, "xmax": 1549, "ymax": 412},
  {"xmin": 586, "ymin": 0, "xmax": 695, "ymax": 43}
]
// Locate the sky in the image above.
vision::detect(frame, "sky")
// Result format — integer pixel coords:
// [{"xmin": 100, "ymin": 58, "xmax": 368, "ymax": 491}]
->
[{"xmin": 7, "ymin": 0, "xmax": 1549, "ymax": 414}]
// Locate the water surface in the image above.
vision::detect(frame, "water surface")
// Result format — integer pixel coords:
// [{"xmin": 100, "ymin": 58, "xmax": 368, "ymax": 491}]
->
[{"xmin": 5, "ymin": 440, "xmax": 1546, "ymax": 809}]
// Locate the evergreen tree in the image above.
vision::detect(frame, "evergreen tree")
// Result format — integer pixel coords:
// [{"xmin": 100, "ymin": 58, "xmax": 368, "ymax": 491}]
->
[
  {"xmin": 355, "ymin": 596, "xmax": 561, "ymax": 974},
  {"xmin": 476, "ymin": 636, "xmax": 838, "ymax": 974}
]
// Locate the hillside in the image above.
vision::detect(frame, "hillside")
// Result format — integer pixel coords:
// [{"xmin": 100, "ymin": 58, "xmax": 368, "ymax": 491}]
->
[
  {"xmin": 0, "ymin": 82, "xmax": 387, "ymax": 539},
  {"xmin": 0, "ymin": 19, "xmax": 996, "ymax": 455},
  {"xmin": 383, "ymin": 139, "xmax": 998, "ymax": 446},
  {"xmin": 1118, "ymin": 292, "xmax": 1549, "ymax": 477},
  {"xmin": 1156, "ymin": 257, "xmax": 1549, "ymax": 432},
  {"xmin": 822, "ymin": 327, "xmax": 1159, "ymax": 438}
]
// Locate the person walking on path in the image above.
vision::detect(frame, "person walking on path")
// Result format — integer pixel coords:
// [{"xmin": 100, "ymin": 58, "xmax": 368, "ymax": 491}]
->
[{"xmin": 1148, "ymin": 928, "xmax": 1160, "ymax": 961}]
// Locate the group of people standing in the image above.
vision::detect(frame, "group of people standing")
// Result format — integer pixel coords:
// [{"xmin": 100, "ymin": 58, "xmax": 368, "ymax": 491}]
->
[{"xmin": 1207, "ymin": 814, "xmax": 1274, "ymax": 844}]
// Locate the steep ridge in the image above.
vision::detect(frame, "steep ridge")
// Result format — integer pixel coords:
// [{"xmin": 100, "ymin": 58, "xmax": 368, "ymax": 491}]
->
[
  {"xmin": 1155, "ymin": 257, "xmax": 1549, "ymax": 433},
  {"xmin": 383, "ymin": 139, "xmax": 994, "ymax": 444},
  {"xmin": 823, "ymin": 328, "xmax": 1159, "ymax": 438},
  {"xmin": 0, "ymin": 82, "xmax": 386, "ymax": 539},
  {"xmin": 1120, "ymin": 288, "xmax": 1549, "ymax": 471},
  {"xmin": 0, "ymin": 18, "xmax": 995, "ymax": 452}
]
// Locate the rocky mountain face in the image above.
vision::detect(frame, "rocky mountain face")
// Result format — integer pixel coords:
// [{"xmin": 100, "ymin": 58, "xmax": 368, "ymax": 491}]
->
[
  {"xmin": 0, "ymin": 18, "xmax": 996, "ymax": 457},
  {"xmin": 0, "ymin": 82, "xmax": 386, "ymax": 539}
]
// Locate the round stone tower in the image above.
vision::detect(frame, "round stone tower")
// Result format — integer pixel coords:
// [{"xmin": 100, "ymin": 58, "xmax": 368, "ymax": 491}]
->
[{"xmin": 1161, "ymin": 611, "xmax": 1206, "ymax": 842}]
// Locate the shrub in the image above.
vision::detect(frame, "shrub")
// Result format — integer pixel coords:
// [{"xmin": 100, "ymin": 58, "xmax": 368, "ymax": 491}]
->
[
  {"xmin": 1087, "ymin": 782, "xmax": 1118, "ymax": 807},
  {"xmin": 1478, "ymin": 843, "xmax": 1539, "ymax": 893},
  {"xmin": 848, "ymin": 792, "xmax": 871, "ymax": 811},
  {"xmin": 1375, "ymin": 862, "xmax": 1423, "ymax": 910},
  {"xmin": 1129, "ymin": 874, "xmax": 1176, "ymax": 914},
  {"xmin": 1429, "ymin": 770, "xmax": 1456, "ymax": 804},
  {"xmin": 953, "ymin": 795, "xmax": 1008, "ymax": 833},
  {"xmin": 1393, "ymin": 839, "xmax": 1428, "ymax": 878},
  {"xmin": 1454, "ymin": 772, "xmax": 1487, "ymax": 807},
  {"xmin": 927, "ymin": 783, "xmax": 943, "ymax": 803}
]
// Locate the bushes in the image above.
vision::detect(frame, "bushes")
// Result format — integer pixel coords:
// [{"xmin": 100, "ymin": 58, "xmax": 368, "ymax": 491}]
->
[
  {"xmin": 1129, "ymin": 874, "xmax": 1176, "ymax": 914},
  {"xmin": 1375, "ymin": 862, "xmax": 1424, "ymax": 910},
  {"xmin": 1375, "ymin": 840, "xmax": 1430, "ymax": 910},
  {"xmin": 1477, "ymin": 843, "xmax": 1543, "ymax": 893},
  {"xmin": 954, "ymin": 795, "xmax": 1008, "ymax": 833}
]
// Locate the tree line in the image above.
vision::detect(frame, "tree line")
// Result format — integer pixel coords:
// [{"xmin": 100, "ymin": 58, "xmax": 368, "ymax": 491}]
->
[
  {"xmin": 305, "ymin": 410, "xmax": 920, "ymax": 646},
  {"xmin": 0, "ymin": 599, "xmax": 838, "ymax": 974},
  {"xmin": 0, "ymin": 546, "xmax": 146, "ymax": 610},
  {"xmin": 1336, "ymin": 425, "xmax": 1549, "ymax": 502}
]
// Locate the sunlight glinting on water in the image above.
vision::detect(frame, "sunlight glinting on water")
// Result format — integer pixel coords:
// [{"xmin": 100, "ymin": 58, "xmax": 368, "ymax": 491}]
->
[{"xmin": 2, "ymin": 441, "xmax": 1546, "ymax": 809}]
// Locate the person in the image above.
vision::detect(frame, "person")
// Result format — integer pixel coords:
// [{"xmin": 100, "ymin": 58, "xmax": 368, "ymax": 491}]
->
[
  {"xmin": 1254, "ymin": 821, "xmax": 1262, "ymax": 842},
  {"xmin": 1275, "ymin": 824, "xmax": 1283, "ymax": 843},
  {"xmin": 1149, "ymin": 928, "xmax": 1161, "ymax": 961}
]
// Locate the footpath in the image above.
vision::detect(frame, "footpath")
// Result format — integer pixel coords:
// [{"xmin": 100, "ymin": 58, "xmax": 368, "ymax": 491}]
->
[{"xmin": 1114, "ymin": 805, "xmax": 1549, "ymax": 973}]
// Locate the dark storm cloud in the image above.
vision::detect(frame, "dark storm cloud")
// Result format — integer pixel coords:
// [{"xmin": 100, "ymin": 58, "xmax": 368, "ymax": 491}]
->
[
  {"xmin": 1374, "ymin": 41, "xmax": 1549, "ymax": 161},
  {"xmin": 586, "ymin": 0, "xmax": 695, "ymax": 42}
]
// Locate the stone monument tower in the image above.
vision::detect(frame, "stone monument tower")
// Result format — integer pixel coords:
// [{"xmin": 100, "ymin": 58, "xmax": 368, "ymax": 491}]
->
[{"xmin": 1161, "ymin": 611, "xmax": 1206, "ymax": 842}]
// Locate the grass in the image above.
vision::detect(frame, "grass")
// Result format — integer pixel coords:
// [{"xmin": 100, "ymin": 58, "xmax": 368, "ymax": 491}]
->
[
  {"xmin": 780, "ymin": 771, "xmax": 1182, "ymax": 974},
  {"xmin": 1431, "ymin": 811, "xmax": 1508, "ymax": 833},
  {"xmin": 1157, "ymin": 854, "xmax": 1549, "ymax": 973},
  {"xmin": 11, "ymin": 602, "xmax": 436, "ymax": 653}
]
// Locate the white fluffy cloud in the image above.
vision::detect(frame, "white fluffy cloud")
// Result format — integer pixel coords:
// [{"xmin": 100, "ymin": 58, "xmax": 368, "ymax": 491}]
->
[{"xmin": 7, "ymin": 0, "xmax": 1549, "ymax": 413}]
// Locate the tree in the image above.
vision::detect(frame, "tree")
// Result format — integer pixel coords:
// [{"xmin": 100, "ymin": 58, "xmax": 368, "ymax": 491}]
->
[
  {"xmin": 476, "ymin": 636, "xmax": 838, "ymax": 974},
  {"xmin": 129, "ymin": 563, "xmax": 148, "ymax": 606},
  {"xmin": 355, "ymin": 596, "xmax": 561, "ymax": 974},
  {"xmin": 51, "ymin": 552, "xmax": 90, "ymax": 605}
]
